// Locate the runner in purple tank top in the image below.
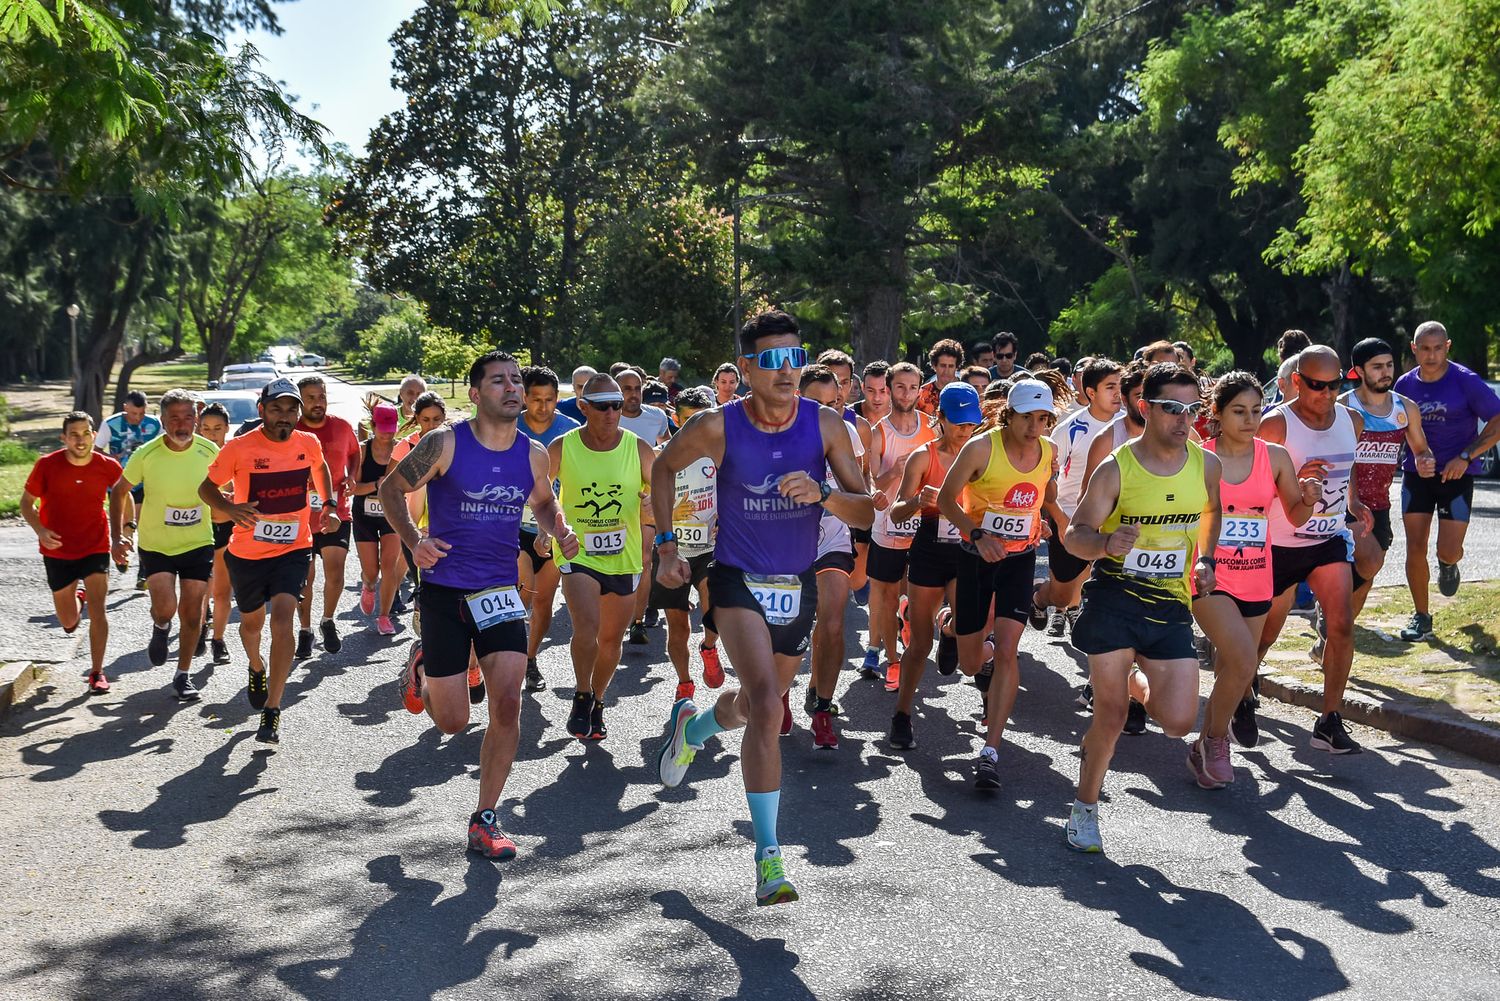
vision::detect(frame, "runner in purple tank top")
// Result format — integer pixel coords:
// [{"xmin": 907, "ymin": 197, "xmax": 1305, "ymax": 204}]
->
[
  {"xmin": 380, "ymin": 349, "xmax": 580, "ymax": 862},
  {"xmin": 649, "ymin": 310, "xmax": 873, "ymax": 907}
]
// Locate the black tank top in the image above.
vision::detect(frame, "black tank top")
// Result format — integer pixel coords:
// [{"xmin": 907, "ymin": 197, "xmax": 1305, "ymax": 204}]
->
[{"xmin": 357, "ymin": 439, "xmax": 391, "ymax": 521}]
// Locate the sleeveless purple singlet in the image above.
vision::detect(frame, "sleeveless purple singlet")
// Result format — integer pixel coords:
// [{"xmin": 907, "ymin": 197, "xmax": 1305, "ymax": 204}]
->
[
  {"xmin": 714, "ymin": 398, "xmax": 825, "ymax": 576},
  {"xmin": 423, "ymin": 421, "xmax": 535, "ymax": 592}
]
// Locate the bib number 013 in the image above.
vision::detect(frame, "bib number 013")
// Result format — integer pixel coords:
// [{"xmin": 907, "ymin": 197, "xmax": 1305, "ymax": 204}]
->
[{"xmin": 585, "ymin": 529, "xmax": 626, "ymax": 556}]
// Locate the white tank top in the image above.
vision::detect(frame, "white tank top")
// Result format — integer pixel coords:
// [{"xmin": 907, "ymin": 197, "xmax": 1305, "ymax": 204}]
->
[
  {"xmin": 870, "ymin": 414, "xmax": 935, "ymax": 549},
  {"xmin": 817, "ymin": 420, "xmax": 864, "ymax": 560},
  {"xmin": 1267, "ymin": 402, "xmax": 1356, "ymax": 549},
  {"xmin": 669, "ymin": 457, "xmax": 718, "ymax": 558}
]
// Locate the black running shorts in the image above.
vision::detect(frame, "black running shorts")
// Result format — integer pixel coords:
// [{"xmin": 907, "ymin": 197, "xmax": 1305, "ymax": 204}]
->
[
  {"xmin": 704, "ymin": 561, "xmax": 817, "ymax": 658},
  {"xmin": 417, "ymin": 580, "xmax": 528, "ymax": 678},
  {"xmin": 140, "ymin": 545, "xmax": 214, "ymax": 583},
  {"xmin": 225, "ymin": 549, "xmax": 312, "ymax": 615},
  {"xmin": 1070, "ymin": 585, "xmax": 1197, "ymax": 662},
  {"xmin": 43, "ymin": 553, "xmax": 109, "ymax": 594},
  {"xmin": 649, "ymin": 549, "xmax": 714, "ymax": 611},
  {"xmin": 953, "ymin": 547, "xmax": 1036, "ymax": 635}
]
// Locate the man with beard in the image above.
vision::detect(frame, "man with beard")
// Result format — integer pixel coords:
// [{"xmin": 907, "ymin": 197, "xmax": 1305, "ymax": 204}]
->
[{"xmin": 199, "ymin": 380, "xmax": 338, "ymax": 745}]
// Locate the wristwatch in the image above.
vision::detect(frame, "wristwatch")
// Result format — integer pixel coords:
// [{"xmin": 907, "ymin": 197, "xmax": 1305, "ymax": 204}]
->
[
  {"xmin": 817, "ymin": 481, "xmax": 833, "ymax": 505},
  {"xmin": 968, "ymin": 527, "xmax": 990, "ymax": 544},
  {"xmin": 1460, "ymin": 449, "xmax": 1472, "ymax": 461},
  {"xmin": 653, "ymin": 530, "xmax": 678, "ymax": 547}
]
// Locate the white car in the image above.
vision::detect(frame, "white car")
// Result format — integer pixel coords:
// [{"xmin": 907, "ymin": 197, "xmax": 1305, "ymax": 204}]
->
[
  {"xmin": 1480, "ymin": 381, "xmax": 1500, "ymax": 478},
  {"xmin": 298, "ymin": 352, "xmax": 325, "ymax": 367},
  {"xmin": 219, "ymin": 362, "xmax": 280, "ymax": 391},
  {"xmin": 197, "ymin": 390, "xmax": 261, "ymax": 436}
]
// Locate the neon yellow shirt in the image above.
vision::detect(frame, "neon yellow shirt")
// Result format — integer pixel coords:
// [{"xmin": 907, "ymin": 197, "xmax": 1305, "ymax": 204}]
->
[{"xmin": 122, "ymin": 434, "xmax": 219, "ymax": 555}]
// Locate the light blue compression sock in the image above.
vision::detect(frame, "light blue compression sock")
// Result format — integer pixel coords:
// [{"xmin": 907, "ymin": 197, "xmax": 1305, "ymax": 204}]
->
[
  {"xmin": 684, "ymin": 706, "xmax": 726, "ymax": 747},
  {"xmin": 747, "ymin": 789, "xmax": 781, "ymax": 855}
]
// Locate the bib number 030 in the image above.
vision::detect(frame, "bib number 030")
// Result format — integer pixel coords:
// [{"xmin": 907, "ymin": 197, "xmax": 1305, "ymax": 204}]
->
[
  {"xmin": 745, "ymin": 574, "xmax": 802, "ymax": 626},
  {"xmin": 465, "ymin": 585, "xmax": 525, "ymax": 630},
  {"xmin": 673, "ymin": 523, "xmax": 710, "ymax": 548}
]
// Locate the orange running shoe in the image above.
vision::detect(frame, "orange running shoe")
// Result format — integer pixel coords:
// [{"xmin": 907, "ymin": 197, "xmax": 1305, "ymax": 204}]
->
[
  {"xmin": 398, "ymin": 643, "xmax": 424, "ymax": 714},
  {"xmin": 701, "ymin": 644, "xmax": 724, "ymax": 688},
  {"xmin": 467, "ymin": 659, "xmax": 485, "ymax": 705},
  {"xmin": 675, "ymin": 680, "xmax": 696, "ymax": 702},
  {"xmin": 884, "ymin": 661, "xmax": 900, "ymax": 693},
  {"xmin": 897, "ymin": 595, "xmax": 911, "ymax": 650},
  {"xmin": 86, "ymin": 670, "xmax": 111, "ymax": 694},
  {"xmin": 467, "ymin": 809, "xmax": 517, "ymax": 860}
]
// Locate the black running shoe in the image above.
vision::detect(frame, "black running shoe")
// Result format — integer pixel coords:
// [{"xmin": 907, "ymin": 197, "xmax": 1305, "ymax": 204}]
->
[
  {"xmin": 1123, "ymin": 698, "xmax": 1148, "ymax": 736},
  {"xmin": 295, "ymin": 628, "xmax": 314, "ymax": 660},
  {"xmin": 246, "ymin": 667, "xmax": 268, "ymax": 710},
  {"xmin": 567, "ymin": 691, "xmax": 595, "ymax": 738},
  {"xmin": 889, "ymin": 711, "xmax": 916, "ymax": 750},
  {"xmin": 937, "ymin": 630, "xmax": 958, "ymax": 676},
  {"xmin": 320, "ymin": 619, "xmax": 342, "ymax": 655},
  {"xmin": 975, "ymin": 751, "xmax": 1001, "ymax": 790},
  {"xmin": 629, "ymin": 621, "xmax": 648, "ymax": 645},
  {"xmin": 589, "ymin": 699, "xmax": 607, "ymax": 740},
  {"xmin": 148, "ymin": 623, "xmax": 170, "ymax": 667},
  {"xmin": 524, "ymin": 658, "xmax": 547, "ymax": 692},
  {"xmin": 390, "ymin": 591, "xmax": 407, "ymax": 615},
  {"xmin": 211, "ymin": 638, "xmax": 230, "ymax": 664},
  {"xmin": 974, "ymin": 660, "xmax": 994, "ymax": 694},
  {"xmin": 1311, "ymin": 711, "xmax": 1362, "ymax": 754},
  {"xmin": 171, "ymin": 671, "xmax": 200, "ymax": 702},
  {"xmin": 255, "ymin": 707, "xmax": 280, "ymax": 744},
  {"xmin": 644, "ymin": 607, "xmax": 660, "ymax": 629},
  {"xmin": 1438, "ymin": 561, "xmax": 1460, "ymax": 597},
  {"xmin": 1028, "ymin": 596, "xmax": 1049, "ymax": 631},
  {"xmin": 803, "ymin": 683, "xmax": 818, "ymax": 717},
  {"xmin": 1230, "ymin": 696, "xmax": 1259, "ymax": 749},
  {"xmin": 1075, "ymin": 682, "xmax": 1094, "ymax": 711}
]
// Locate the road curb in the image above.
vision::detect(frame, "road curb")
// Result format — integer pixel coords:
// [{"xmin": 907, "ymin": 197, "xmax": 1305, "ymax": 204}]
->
[
  {"xmin": 1259, "ymin": 672, "xmax": 1500, "ymax": 765},
  {"xmin": 0, "ymin": 661, "xmax": 42, "ymax": 721}
]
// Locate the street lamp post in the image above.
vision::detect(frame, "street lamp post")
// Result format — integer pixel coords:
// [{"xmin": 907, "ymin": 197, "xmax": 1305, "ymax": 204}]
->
[{"xmin": 66, "ymin": 303, "xmax": 80, "ymax": 405}]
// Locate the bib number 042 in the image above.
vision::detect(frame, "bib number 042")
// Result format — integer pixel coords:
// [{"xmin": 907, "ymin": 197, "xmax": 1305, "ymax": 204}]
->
[{"xmin": 164, "ymin": 505, "xmax": 203, "ymax": 527}]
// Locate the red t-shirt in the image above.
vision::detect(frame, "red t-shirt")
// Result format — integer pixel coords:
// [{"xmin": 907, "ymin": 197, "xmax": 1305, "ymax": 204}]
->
[
  {"xmin": 297, "ymin": 415, "xmax": 360, "ymax": 519},
  {"xmin": 24, "ymin": 449, "xmax": 122, "ymax": 559}
]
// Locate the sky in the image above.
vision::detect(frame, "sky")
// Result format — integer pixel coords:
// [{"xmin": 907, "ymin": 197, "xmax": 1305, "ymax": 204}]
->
[{"xmin": 234, "ymin": 0, "xmax": 420, "ymax": 157}]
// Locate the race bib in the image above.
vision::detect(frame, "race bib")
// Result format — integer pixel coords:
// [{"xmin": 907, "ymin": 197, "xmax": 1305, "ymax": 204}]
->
[
  {"xmin": 673, "ymin": 523, "xmax": 711, "ymax": 549},
  {"xmin": 745, "ymin": 574, "xmax": 802, "ymax": 626},
  {"xmin": 1219, "ymin": 515, "xmax": 1267, "ymax": 549},
  {"xmin": 981, "ymin": 510, "xmax": 1034, "ymax": 541},
  {"xmin": 465, "ymin": 585, "xmax": 526, "ymax": 630},
  {"xmin": 1122, "ymin": 544, "xmax": 1188, "ymax": 579},
  {"xmin": 252, "ymin": 519, "xmax": 299, "ymax": 545},
  {"xmin": 1355, "ymin": 440, "xmax": 1402, "ymax": 466},
  {"xmin": 309, "ymin": 491, "xmax": 322, "ymax": 511},
  {"xmin": 164, "ymin": 505, "xmax": 203, "ymax": 528},
  {"xmin": 585, "ymin": 528, "xmax": 626, "ymax": 556},
  {"xmin": 522, "ymin": 503, "xmax": 538, "ymax": 529},
  {"xmin": 936, "ymin": 517, "xmax": 961, "ymax": 543},
  {"xmin": 887, "ymin": 512, "xmax": 920, "ymax": 538},
  {"xmin": 1295, "ymin": 514, "xmax": 1344, "ymax": 540},
  {"xmin": 364, "ymin": 496, "xmax": 385, "ymax": 518}
]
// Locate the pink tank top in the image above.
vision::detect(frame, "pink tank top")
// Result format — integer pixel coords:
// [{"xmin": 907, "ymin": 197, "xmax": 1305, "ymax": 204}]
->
[{"xmin": 1205, "ymin": 437, "xmax": 1276, "ymax": 603}]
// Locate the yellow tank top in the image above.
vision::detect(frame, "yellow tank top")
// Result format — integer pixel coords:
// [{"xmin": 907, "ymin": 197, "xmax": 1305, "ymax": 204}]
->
[
  {"xmin": 1093, "ymin": 440, "xmax": 1206, "ymax": 612},
  {"xmin": 555, "ymin": 428, "xmax": 643, "ymax": 574},
  {"xmin": 964, "ymin": 431, "xmax": 1053, "ymax": 553}
]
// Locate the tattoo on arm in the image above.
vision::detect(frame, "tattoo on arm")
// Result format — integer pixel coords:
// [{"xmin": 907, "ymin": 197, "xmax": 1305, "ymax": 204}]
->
[{"xmin": 392, "ymin": 430, "xmax": 443, "ymax": 490}]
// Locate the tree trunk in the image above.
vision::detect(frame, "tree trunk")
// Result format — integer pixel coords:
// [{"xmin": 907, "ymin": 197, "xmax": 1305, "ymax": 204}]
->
[
  {"xmin": 850, "ymin": 284, "xmax": 905, "ymax": 366},
  {"xmin": 1324, "ymin": 261, "xmax": 1356, "ymax": 363},
  {"xmin": 113, "ymin": 344, "xmax": 184, "ymax": 412},
  {"xmin": 73, "ymin": 221, "xmax": 154, "ymax": 420},
  {"xmin": 1197, "ymin": 278, "xmax": 1265, "ymax": 376}
]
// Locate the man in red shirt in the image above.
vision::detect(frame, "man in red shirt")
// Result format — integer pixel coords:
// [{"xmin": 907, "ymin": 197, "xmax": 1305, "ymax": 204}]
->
[
  {"xmin": 295, "ymin": 374, "xmax": 361, "ymax": 659},
  {"xmin": 21, "ymin": 411, "xmax": 121, "ymax": 692}
]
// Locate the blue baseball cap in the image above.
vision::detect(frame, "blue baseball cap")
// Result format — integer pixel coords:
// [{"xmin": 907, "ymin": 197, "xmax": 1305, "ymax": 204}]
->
[{"xmin": 938, "ymin": 382, "xmax": 983, "ymax": 425}]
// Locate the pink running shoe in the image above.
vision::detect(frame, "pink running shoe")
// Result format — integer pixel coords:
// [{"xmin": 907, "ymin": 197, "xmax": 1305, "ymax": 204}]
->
[
  {"xmin": 376, "ymin": 615, "xmax": 396, "ymax": 636},
  {"xmin": 360, "ymin": 585, "xmax": 376, "ymax": 615},
  {"xmin": 1187, "ymin": 735, "xmax": 1233, "ymax": 789}
]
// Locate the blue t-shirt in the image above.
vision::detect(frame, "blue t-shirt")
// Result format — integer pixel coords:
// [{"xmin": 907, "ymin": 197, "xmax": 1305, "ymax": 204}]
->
[
  {"xmin": 555, "ymin": 398, "xmax": 583, "ymax": 425},
  {"xmin": 96, "ymin": 412, "xmax": 162, "ymax": 460},
  {"xmin": 519, "ymin": 411, "xmax": 580, "ymax": 446},
  {"xmin": 1395, "ymin": 361, "xmax": 1500, "ymax": 473}
]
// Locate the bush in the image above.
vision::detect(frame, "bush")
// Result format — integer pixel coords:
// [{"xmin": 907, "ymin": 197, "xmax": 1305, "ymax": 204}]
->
[
  {"xmin": 0, "ymin": 439, "xmax": 36, "ymax": 465},
  {"xmin": 352, "ymin": 306, "xmax": 425, "ymax": 379}
]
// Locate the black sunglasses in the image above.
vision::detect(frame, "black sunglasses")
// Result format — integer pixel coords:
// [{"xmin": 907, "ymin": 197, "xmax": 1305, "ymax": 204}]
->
[
  {"xmin": 1296, "ymin": 370, "xmax": 1339, "ymax": 392},
  {"xmin": 585, "ymin": 399, "xmax": 623, "ymax": 411},
  {"xmin": 996, "ymin": 351, "xmax": 1015, "ymax": 360}
]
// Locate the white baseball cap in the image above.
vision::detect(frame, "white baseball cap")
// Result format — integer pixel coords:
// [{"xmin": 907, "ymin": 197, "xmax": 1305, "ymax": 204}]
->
[{"xmin": 1007, "ymin": 379, "xmax": 1054, "ymax": 414}]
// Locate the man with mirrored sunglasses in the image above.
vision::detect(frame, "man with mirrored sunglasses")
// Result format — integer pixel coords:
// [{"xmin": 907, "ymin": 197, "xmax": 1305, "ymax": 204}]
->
[{"xmin": 1254, "ymin": 345, "xmax": 1373, "ymax": 755}]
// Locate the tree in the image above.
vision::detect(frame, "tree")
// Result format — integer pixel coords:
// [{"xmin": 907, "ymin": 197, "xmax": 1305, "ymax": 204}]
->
[
  {"xmin": 352, "ymin": 302, "xmax": 426, "ymax": 379},
  {"xmin": 421, "ymin": 325, "xmax": 481, "ymax": 392}
]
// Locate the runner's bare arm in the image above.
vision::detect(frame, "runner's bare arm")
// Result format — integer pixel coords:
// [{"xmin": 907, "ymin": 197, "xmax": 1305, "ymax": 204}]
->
[
  {"xmin": 1257, "ymin": 411, "xmax": 1287, "ymax": 445},
  {"xmin": 1343, "ymin": 408, "xmax": 1373, "ymax": 535},
  {"xmin": 936, "ymin": 434, "xmax": 991, "ymax": 537},
  {"xmin": 1402, "ymin": 397, "xmax": 1437, "ymax": 476},
  {"xmin": 1065, "ymin": 457, "xmax": 1131, "ymax": 560},
  {"xmin": 19, "ymin": 491, "xmax": 62, "ymax": 550},
  {"xmin": 888, "ymin": 446, "xmax": 930, "ymax": 526},
  {"xmin": 199, "ymin": 473, "xmax": 257, "ymax": 527},
  {"xmin": 107, "ymin": 475, "xmax": 134, "ymax": 554},
  {"xmin": 1267, "ymin": 442, "xmax": 1320, "ymax": 528},
  {"xmin": 1452, "ymin": 412, "xmax": 1500, "ymax": 482},
  {"xmin": 380, "ymin": 428, "xmax": 455, "ymax": 554},
  {"xmin": 855, "ymin": 414, "xmax": 873, "ymax": 476},
  {"xmin": 819, "ymin": 407, "xmax": 873, "ymax": 528},
  {"xmin": 526, "ymin": 439, "xmax": 578, "ymax": 559},
  {"xmin": 1197, "ymin": 451, "xmax": 1223, "ymax": 576},
  {"xmin": 650, "ymin": 408, "xmax": 724, "ymax": 531}
]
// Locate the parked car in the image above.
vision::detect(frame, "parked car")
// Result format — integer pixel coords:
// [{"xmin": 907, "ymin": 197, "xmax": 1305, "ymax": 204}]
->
[
  {"xmin": 219, "ymin": 362, "xmax": 280, "ymax": 392},
  {"xmin": 1479, "ymin": 381, "xmax": 1500, "ymax": 478},
  {"xmin": 198, "ymin": 390, "xmax": 260, "ymax": 436},
  {"xmin": 298, "ymin": 352, "xmax": 325, "ymax": 367}
]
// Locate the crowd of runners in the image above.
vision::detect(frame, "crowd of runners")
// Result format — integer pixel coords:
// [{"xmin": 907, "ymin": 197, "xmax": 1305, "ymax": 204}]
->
[{"xmin": 17, "ymin": 314, "xmax": 1500, "ymax": 905}]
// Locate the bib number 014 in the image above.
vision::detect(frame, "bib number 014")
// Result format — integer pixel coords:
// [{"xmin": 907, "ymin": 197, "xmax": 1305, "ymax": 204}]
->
[{"xmin": 465, "ymin": 585, "xmax": 525, "ymax": 630}]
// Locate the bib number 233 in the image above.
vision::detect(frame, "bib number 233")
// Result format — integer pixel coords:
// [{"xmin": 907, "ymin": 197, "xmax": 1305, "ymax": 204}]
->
[{"xmin": 746, "ymin": 574, "xmax": 802, "ymax": 626}]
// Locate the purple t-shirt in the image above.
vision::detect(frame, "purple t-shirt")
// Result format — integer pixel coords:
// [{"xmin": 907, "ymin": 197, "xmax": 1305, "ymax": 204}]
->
[{"xmin": 1395, "ymin": 361, "xmax": 1500, "ymax": 474}]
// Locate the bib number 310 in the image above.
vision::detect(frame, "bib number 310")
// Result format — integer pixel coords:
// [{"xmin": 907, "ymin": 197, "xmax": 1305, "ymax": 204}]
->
[{"xmin": 746, "ymin": 574, "xmax": 802, "ymax": 626}]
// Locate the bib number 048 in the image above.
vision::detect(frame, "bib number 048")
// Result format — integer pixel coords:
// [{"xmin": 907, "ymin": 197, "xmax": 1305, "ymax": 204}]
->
[{"xmin": 1122, "ymin": 545, "xmax": 1186, "ymax": 579}]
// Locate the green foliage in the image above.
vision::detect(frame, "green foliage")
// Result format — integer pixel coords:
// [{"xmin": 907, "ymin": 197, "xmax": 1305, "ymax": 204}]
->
[
  {"xmin": 1049, "ymin": 264, "xmax": 1173, "ymax": 361},
  {"xmin": 0, "ymin": 438, "xmax": 36, "ymax": 464},
  {"xmin": 421, "ymin": 326, "xmax": 482, "ymax": 384},
  {"xmin": 354, "ymin": 305, "xmax": 427, "ymax": 380}
]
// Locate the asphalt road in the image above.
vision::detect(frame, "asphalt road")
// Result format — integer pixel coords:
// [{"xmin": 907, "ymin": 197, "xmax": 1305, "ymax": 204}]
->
[{"xmin": 4, "ymin": 502, "xmax": 1500, "ymax": 1001}]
